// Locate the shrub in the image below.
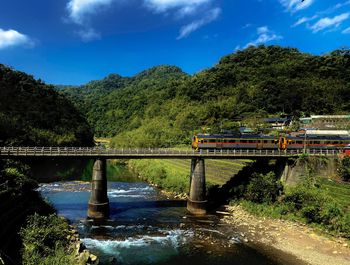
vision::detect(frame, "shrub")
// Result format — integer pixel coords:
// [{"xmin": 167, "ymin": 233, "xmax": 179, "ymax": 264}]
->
[
  {"xmin": 338, "ymin": 156, "xmax": 350, "ymax": 181},
  {"xmin": 282, "ymin": 185, "xmax": 347, "ymax": 230},
  {"xmin": 20, "ymin": 214, "xmax": 70, "ymax": 259},
  {"xmin": 245, "ymin": 172, "xmax": 283, "ymax": 203}
]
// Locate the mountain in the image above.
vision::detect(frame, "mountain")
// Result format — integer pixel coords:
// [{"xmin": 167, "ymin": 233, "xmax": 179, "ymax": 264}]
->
[
  {"xmin": 59, "ymin": 65, "xmax": 189, "ymax": 137},
  {"xmin": 0, "ymin": 64, "xmax": 93, "ymax": 146},
  {"xmin": 59, "ymin": 46, "xmax": 350, "ymax": 147}
]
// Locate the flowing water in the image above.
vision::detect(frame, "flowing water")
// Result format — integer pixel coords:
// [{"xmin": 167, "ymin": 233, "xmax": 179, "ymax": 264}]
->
[{"xmin": 38, "ymin": 164, "xmax": 298, "ymax": 265}]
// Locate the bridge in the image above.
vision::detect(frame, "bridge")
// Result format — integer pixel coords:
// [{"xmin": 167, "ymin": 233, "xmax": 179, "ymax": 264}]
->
[
  {"xmin": 0, "ymin": 147, "xmax": 342, "ymax": 218},
  {"xmin": 0, "ymin": 146, "xmax": 342, "ymax": 159}
]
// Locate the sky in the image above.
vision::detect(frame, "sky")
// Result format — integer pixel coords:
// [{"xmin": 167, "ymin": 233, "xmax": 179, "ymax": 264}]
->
[{"xmin": 0, "ymin": 0, "xmax": 349, "ymax": 85}]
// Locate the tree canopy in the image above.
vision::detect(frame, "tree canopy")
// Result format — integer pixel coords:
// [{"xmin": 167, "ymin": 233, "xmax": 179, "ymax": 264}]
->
[
  {"xmin": 58, "ymin": 45, "xmax": 350, "ymax": 147},
  {"xmin": 0, "ymin": 64, "xmax": 93, "ymax": 146}
]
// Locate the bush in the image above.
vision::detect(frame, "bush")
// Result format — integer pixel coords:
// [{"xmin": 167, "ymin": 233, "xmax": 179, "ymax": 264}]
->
[
  {"xmin": 338, "ymin": 156, "xmax": 350, "ymax": 181},
  {"xmin": 245, "ymin": 172, "xmax": 283, "ymax": 203},
  {"xmin": 20, "ymin": 214, "xmax": 71, "ymax": 260},
  {"xmin": 282, "ymin": 185, "xmax": 349, "ymax": 233}
]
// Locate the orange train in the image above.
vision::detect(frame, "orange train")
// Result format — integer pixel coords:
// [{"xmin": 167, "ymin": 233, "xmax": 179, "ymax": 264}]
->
[{"xmin": 192, "ymin": 133, "xmax": 350, "ymax": 151}]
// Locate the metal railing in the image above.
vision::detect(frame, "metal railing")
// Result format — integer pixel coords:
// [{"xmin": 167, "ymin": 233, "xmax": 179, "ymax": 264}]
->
[{"xmin": 0, "ymin": 147, "xmax": 343, "ymax": 158}]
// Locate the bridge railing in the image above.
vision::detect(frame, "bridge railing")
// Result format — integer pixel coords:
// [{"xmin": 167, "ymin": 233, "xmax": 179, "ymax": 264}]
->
[{"xmin": 0, "ymin": 147, "xmax": 343, "ymax": 157}]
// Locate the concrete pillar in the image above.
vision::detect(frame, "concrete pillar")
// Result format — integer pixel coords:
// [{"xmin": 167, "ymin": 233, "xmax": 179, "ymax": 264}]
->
[
  {"xmin": 87, "ymin": 158, "xmax": 109, "ymax": 219},
  {"xmin": 187, "ymin": 158, "xmax": 207, "ymax": 215}
]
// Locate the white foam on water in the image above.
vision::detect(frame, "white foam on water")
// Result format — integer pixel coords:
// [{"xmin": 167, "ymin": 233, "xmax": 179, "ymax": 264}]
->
[
  {"xmin": 108, "ymin": 194, "xmax": 146, "ymax": 198},
  {"xmin": 82, "ymin": 229, "xmax": 192, "ymax": 254},
  {"xmin": 107, "ymin": 186, "xmax": 154, "ymax": 197}
]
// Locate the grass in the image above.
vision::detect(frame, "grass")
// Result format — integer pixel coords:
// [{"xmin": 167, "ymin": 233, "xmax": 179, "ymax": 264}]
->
[
  {"xmin": 317, "ymin": 178, "xmax": 350, "ymax": 212},
  {"xmin": 128, "ymin": 158, "xmax": 250, "ymax": 194},
  {"xmin": 235, "ymin": 177, "xmax": 350, "ymax": 239}
]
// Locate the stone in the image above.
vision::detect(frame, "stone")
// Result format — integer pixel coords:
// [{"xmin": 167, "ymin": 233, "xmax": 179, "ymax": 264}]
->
[
  {"xmin": 90, "ymin": 254, "xmax": 98, "ymax": 263},
  {"xmin": 76, "ymin": 241, "xmax": 86, "ymax": 255},
  {"xmin": 79, "ymin": 250, "xmax": 91, "ymax": 263}
]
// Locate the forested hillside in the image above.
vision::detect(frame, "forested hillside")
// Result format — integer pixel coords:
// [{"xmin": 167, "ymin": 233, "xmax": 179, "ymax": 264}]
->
[
  {"xmin": 0, "ymin": 64, "xmax": 93, "ymax": 146},
  {"xmin": 59, "ymin": 45, "xmax": 350, "ymax": 147},
  {"xmin": 0, "ymin": 65, "xmax": 94, "ymax": 264}
]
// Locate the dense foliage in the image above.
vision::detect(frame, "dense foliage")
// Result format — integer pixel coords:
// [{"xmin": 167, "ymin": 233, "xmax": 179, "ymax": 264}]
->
[
  {"xmin": 0, "ymin": 160, "xmax": 55, "ymax": 264},
  {"xmin": 20, "ymin": 214, "xmax": 76, "ymax": 265},
  {"xmin": 245, "ymin": 172, "xmax": 283, "ymax": 203},
  {"xmin": 0, "ymin": 64, "xmax": 93, "ymax": 263},
  {"xmin": 338, "ymin": 156, "xmax": 350, "ymax": 181},
  {"xmin": 60, "ymin": 65, "xmax": 187, "ymax": 140},
  {"xmin": 59, "ymin": 46, "xmax": 350, "ymax": 147},
  {"xmin": 0, "ymin": 64, "xmax": 93, "ymax": 146},
  {"xmin": 240, "ymin": 181, "xmax": 350, "ymax": 238}
]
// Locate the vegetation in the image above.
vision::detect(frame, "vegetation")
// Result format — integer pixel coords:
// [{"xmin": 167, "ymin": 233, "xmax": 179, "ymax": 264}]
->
[
  {"xmin": 59, "ymin": 46, "xmax": 350, "ymax": 147},
  {"xmin": 20, "ymin": 214, "xmax": 76, "ymax": 265},
  {"xmin": 128, "ymin": 158, "xmax": 248, "ymax": 194},
  {"xmin": 0, "ymin": 160, "xmax": 55, "ymax": 264},
  {"xmin": 245, "ymin": 172, "xmax": 283, "ymax": 203},
  {"xmin": 0, "ymin": 64, "xmax": 94, "ymax": 263},
  {"xmin": 1, "ymin": 44, "xmax": 350, "ymax": 262},
  {"xmin": 0, "ymin": 64, "xmax": 93, "ymax": 146},
  {"xmin": 338, "ymin": 156, "xmax": 350, "ymax": 181},
  {"xmin": 234, "ymin": 173, "xmax": 350, "ymax": 239}
]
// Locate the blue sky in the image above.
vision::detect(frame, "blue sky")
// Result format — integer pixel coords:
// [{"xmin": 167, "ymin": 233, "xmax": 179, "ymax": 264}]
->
[{"xmin": 0, "ymin": 0, "xmax": 349, "ymax": 85}]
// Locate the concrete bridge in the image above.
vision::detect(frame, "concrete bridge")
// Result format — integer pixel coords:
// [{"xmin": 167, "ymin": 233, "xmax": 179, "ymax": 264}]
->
[{"xmin": 0, "ymin": 147, "xmax": 342, "ymax": 218}]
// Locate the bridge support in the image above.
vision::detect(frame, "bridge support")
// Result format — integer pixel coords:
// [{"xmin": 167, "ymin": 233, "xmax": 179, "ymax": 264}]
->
[
  {"xmin": 87, "ymin": 158, "xmax": 109, "ymax": 219},
  {"xmin": 187, "ymin": 158, "xmax": 207, "ymax": 215}
]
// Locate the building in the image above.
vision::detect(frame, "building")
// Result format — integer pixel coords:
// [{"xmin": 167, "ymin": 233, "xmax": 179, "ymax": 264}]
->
[
  {"xmin": 263, "ymin": 117, "xmax": 292, "ymax": 130},
  {"xmin": 300, "ymin": 115, "xmax": 350, "ymax": 130}
]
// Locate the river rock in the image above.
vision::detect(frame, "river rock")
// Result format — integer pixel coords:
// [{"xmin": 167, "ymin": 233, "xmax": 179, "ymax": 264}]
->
[
  {"xmin": 90, "ymin": 254, "xmax": 98, "ymax": 263},
  {"xmin": 76, "ymin": 241, "xmax": 86, "ymax": 255},
  {"xmin": 79, "ymin": 250, "xmax": 91, "ymax": 264}
]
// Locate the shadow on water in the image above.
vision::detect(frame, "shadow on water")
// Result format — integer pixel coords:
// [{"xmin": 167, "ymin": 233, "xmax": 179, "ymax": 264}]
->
[{"xmin": 110, "ymin": 200, "xmax": 187, "ymax": 214}]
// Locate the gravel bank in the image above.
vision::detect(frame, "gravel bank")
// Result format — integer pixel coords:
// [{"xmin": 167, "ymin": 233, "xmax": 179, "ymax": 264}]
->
[{"xmin": 220, "ymin": 205, "xmax": 350, "ymax": 265}]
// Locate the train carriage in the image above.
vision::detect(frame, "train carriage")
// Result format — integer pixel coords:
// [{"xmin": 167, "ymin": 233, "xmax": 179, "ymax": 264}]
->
[{"xmin": 192, "ymin": 133, "xmax": 350, "ymax": 151}]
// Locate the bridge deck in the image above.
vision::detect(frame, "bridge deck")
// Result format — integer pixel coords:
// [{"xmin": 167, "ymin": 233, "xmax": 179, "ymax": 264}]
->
[{"xmin": 0, "ymin": 147, "xmax": 342, "ymax": 159}]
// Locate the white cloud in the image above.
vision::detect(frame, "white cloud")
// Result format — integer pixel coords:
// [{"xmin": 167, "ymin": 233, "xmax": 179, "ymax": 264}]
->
[
  {"xmin": 319, "ymin": 1, "xmax": 350, "ymax": 15},
  {"xmin": 65, "ymin": 0, "xmax": 219, "ymax": 41},
  {"xmin": 144, "ymin": 0, "xmax": 211, "ymax": 13},
  {"xmin": 77, "ymin": 28, "xmax": 101, "ymax": 41},
  {"xmin": 0, "ymin": 28, "xmax": 34, "ymax": 49},
  {"xmin": 291, "ymin": 15, "xmax": 318, "ymax": 27},
  {"xmin": 243, "ymin": 26, "xmax": 282, "ymax": 48},
  {"xmin": 177, "ymin": 7, "xmax": 220, "ymax": 39},
  {"xmin": 67, "ymin": 0, "xmax": 115, "ymax": 25},
  {"xmin": 342, "ymin": 26, "xmax": 350, "ymax": 34},
  {"xmin": 279, "ymin": 0, "xmax": 314, "ymax": 13},
  {"xmin": 310, "ymin": 12, "xmax": 349, "ymax": 33}
]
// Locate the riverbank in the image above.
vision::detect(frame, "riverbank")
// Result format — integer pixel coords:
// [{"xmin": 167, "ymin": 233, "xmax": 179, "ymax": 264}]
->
[{"xmin": 221, "ymin": 204, "xmax": 350, "ymax": 265}]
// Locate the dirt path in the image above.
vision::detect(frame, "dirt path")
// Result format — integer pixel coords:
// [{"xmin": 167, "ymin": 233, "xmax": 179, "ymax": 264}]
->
[{"xmin": 220, "ymin": 205, "xmax": 350, "ymax": 265}]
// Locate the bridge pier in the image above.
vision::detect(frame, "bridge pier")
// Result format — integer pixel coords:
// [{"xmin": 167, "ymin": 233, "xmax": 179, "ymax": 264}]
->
[
  {"xmin": 87, "ymin": 158, "xmax": 109, "ymax": 219},
  {"xmin": 187, "ymin": 158, "xmax": 207, "ymax": 215}
]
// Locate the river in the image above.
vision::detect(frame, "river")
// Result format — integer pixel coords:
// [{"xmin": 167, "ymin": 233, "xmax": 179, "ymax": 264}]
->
[{"xmin": 37, "ymin": 163, "xmax": 299, "ymax": 265}]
